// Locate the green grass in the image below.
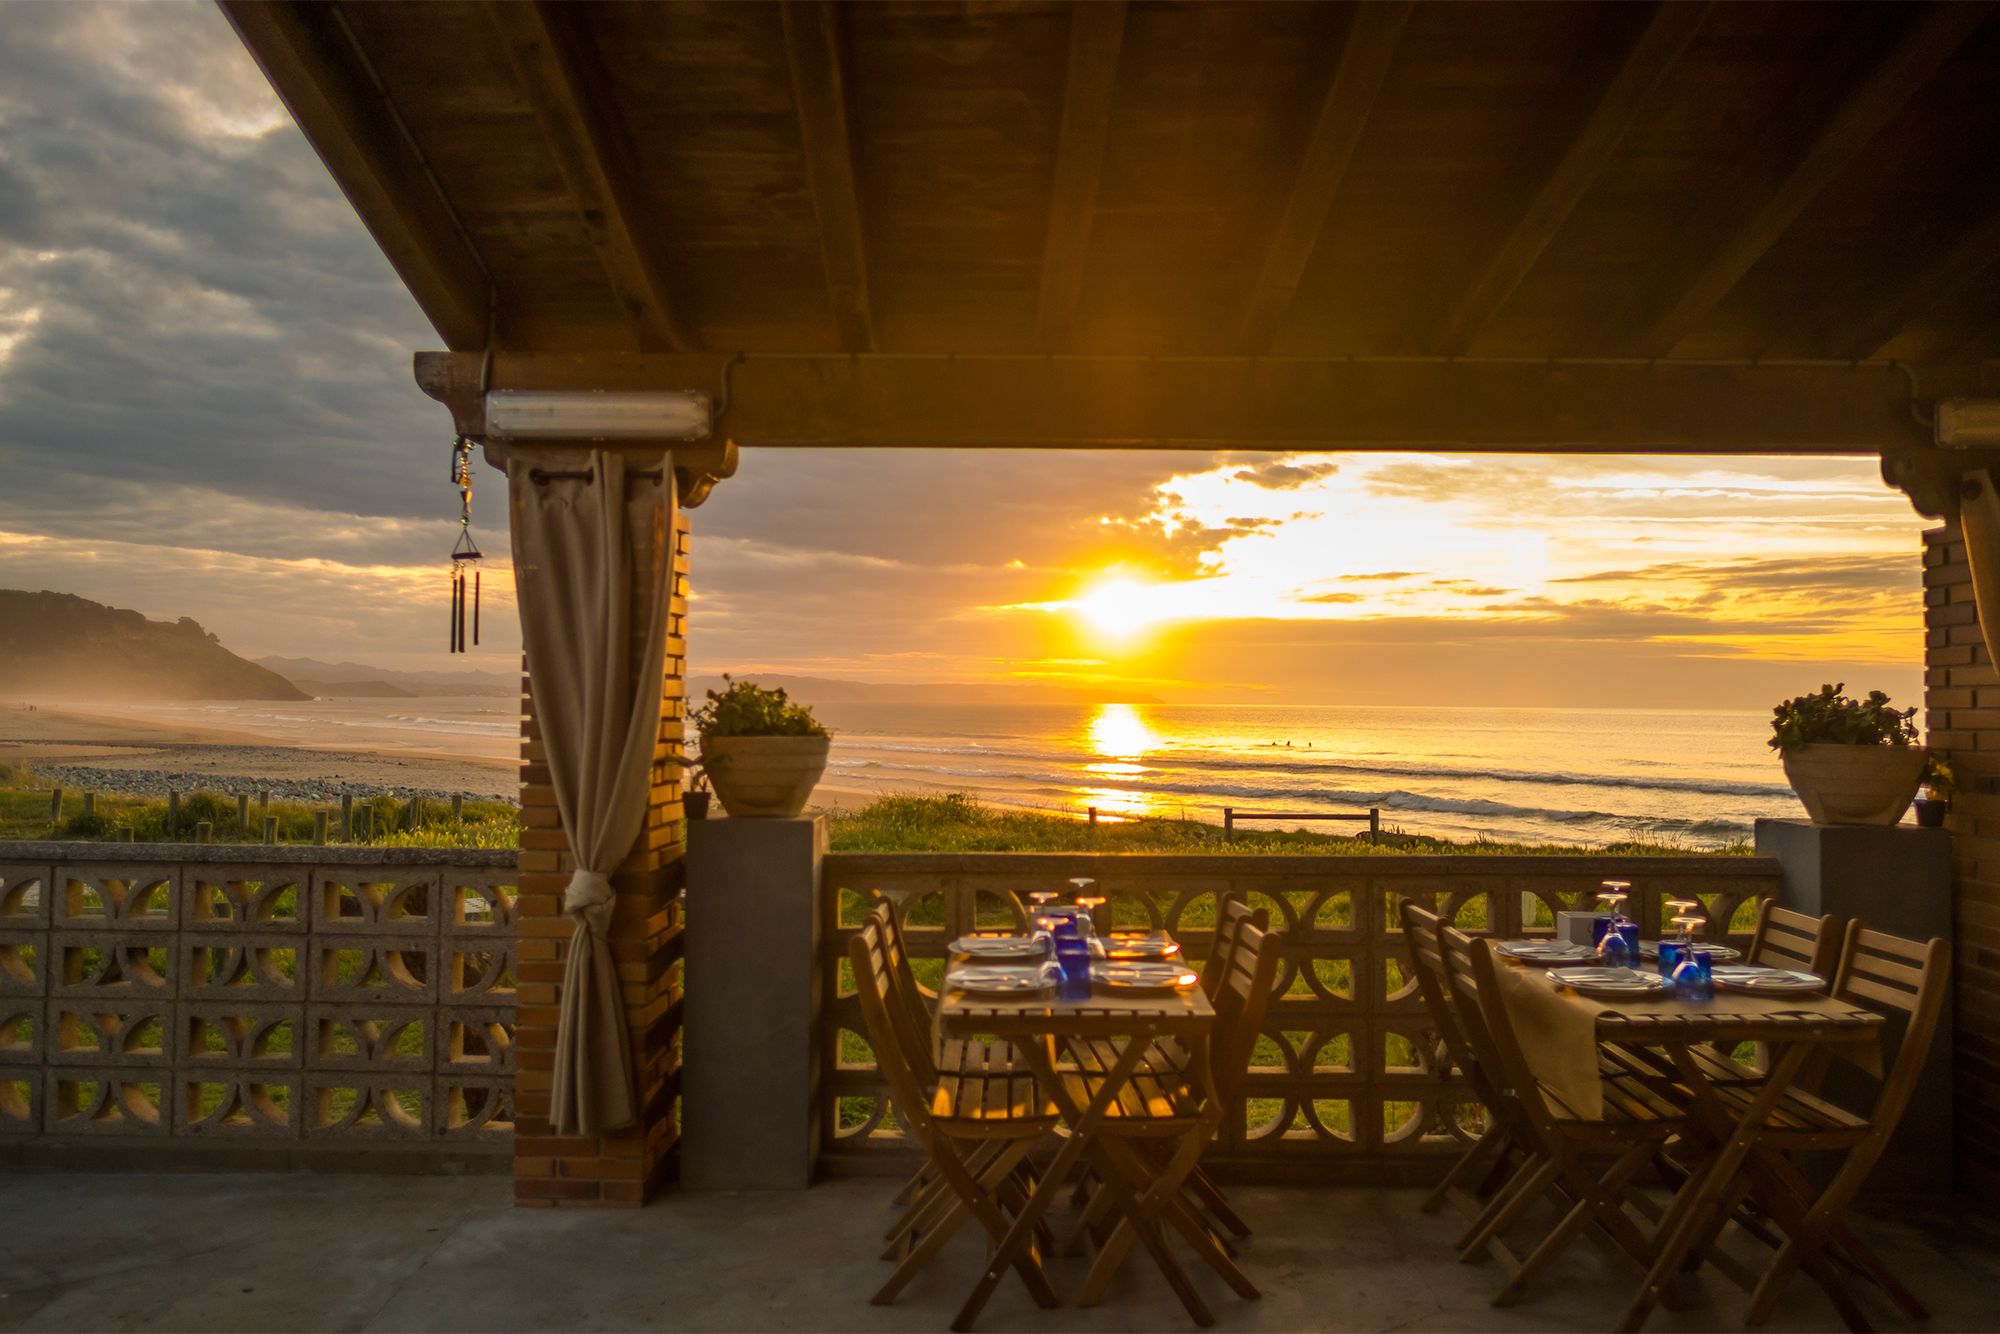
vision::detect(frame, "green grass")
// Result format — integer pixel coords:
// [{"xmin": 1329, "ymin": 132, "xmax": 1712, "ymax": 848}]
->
[
  {"xmin": 824, "ymin": 792, "xmax": 1750, "ymax": 856},
  {"xmin": 0, "ymin": 781, "xmax": 519, "ymax": 849}
]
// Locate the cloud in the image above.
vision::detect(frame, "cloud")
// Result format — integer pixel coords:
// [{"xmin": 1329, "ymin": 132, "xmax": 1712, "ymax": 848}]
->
[{"xmin": 1230, "ymin": 458, "xmax": 1340, "ymax": 490}]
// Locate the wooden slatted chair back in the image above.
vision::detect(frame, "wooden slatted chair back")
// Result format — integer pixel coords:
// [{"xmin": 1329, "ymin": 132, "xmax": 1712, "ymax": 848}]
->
[
  {"xmin": 874, "ymin": 896, "xmax": 941, "ymax": 1083},
  {"xmin": 1826, "ymin": 923, "xmax": 1951, "ymax": 1142},
  {"xmin": 850, "ymin": 910, "xmax": 940, "ymax": 1137},
  {"xmin": 1201, "ymin": 898, "xmax": 1269, "ymax": 1000},
  {"xmin": 1401, "ymin": 901, "xmax": 1497, "ymax": 1109},
  {"xmin": 1208, "ymin": 916, "xmax": 1283, "ymax": 1108},
  {"xmin": 1445, "ymin": 927, "xmax": 1568, "ymax": 1132},
  {"xmin": 1747, "ymin": 899, "xmax": 1844, "ymax": 977}
]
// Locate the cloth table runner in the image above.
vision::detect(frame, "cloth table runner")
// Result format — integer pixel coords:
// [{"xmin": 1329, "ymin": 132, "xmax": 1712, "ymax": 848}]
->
[
  {"xmin": 1490, "ymin": 962, "xmax": 1881, "ymax": 1120},
  {"xmin": 508, "ymin": 448, "xmax": 675, "ymax": 1136}
]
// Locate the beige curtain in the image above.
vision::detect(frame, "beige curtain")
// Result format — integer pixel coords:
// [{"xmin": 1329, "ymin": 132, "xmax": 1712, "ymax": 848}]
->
[
  {"xmin": 1964, "ymin": 470, "xmax": 2000, "ymax": 670},
  {"xmin": 507, "ymin": 448, "xmax": 675, "ymax": 1136}
]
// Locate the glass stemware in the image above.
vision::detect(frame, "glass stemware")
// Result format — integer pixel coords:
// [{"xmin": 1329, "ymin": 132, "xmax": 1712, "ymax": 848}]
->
[
  {"xmin": 1075, "ymin": 891, "xmax": 1106, "ymax": 939},
  {"xmin": 1596, "ymin": 886, "xmax": 1636, "ymax": 969},
  {"xmin": 1669, "ymin": 914, "xmax": 1714, "ymax": 1000},
  {"xmin": 1658, "ymin": 898, "xmax": 1697, "ymax": 977}
]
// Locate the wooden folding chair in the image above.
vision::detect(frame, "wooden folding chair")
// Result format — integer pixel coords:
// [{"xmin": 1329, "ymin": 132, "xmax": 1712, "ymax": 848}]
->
[
  {"xmin": 849, "ymin": 912, "xmax": 1062, "ymax": 1329},
  {"xmin": 1691, "ymin": 900, "xmax": 1847, "ymax": 1087},
  {"xmin": 1068, "ymin": 914, "xmax": 1284, "ymax": 1325},
  {"xmin": 1401, "ymin": 901, "xmax": 1521, "ymax": 1219},
  {"xmin": 1454, "ymin": 932, "xmax": 1687, "ymax": 1307},
  {"xmin": 1726, "ymin": 923, "xmax": 1951, "ymax": 1329}
]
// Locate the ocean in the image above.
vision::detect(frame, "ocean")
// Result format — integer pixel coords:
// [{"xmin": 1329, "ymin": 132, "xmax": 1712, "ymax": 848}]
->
[
  {"xmin": 106, "ymin": 697, "xmax": 1805, "ymax": 848},
  {"xmin": 810, "ymin": 701, "xmax": 1799, "ymax": 849}
]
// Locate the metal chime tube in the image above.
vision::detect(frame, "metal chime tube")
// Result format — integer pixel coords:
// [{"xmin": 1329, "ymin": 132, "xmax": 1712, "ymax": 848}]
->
[{"xmin": 473, "ymin": 569, "xmax": 481, "ymax": 646}]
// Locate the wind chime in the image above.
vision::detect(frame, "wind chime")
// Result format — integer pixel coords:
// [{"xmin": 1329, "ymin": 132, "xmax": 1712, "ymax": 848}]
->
[{"xmin": 448, "ymin": 436, "xmax": 482, "ymax": 653}]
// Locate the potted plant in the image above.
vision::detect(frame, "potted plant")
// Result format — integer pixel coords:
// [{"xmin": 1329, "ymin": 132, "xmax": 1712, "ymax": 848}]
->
[
  {"xmin": 680, "ymin": 760, "xmax": 713, "ymax": 820},
  {"xmin": 693, "ymin": 676, "xmax": 830, "ymax": 818},
  {"xmin": 1769, "ymin": 683, "xmax": 1925, "ymax": 827},
  {"xmin": 1914, "ymin": 755, "xmax": 1955, "ymax": 828}
]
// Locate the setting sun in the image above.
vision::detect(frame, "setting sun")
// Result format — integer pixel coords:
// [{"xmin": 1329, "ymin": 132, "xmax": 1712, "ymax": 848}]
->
[{"xmin": 1067, "ymin": 574, "xmax": 1180, "ymax": 641}]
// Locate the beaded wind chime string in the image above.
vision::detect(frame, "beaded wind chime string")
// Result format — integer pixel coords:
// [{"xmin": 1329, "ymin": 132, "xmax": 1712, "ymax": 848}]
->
[{"xmin": 448, "ymin": 436, "xmax": 483, "ymax": 653}]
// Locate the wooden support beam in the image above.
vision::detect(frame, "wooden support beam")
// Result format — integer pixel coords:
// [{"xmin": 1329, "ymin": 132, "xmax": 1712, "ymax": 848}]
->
[
  {"xmin": 1427, "ymin": 2, "xmax": 1709, "ymax": 354},
  {"xmin": 1235, "ymin": 1, "xmax": 1411, "ymax": 353},
  {"xmin": 1035, "ymin": 1, "xmax": 1127, "ymax": 349},
  {"xmin": 221, "ymin": 0, "xmax": 491, "ymax": 350},
  {"xmin": 485, "ymin": 1, "xmax": 690, "ymax": 351},
  {"xmin": 1619, "ymin": 1, "xmax": 1990, "ymax": 357},
  {"xmin": 782, "ymin": 0, "xmax": 875, "ymax": 353},
  {"xmin": 417, "ymin": 350, "xmax": 1941, "ymax": 455}
]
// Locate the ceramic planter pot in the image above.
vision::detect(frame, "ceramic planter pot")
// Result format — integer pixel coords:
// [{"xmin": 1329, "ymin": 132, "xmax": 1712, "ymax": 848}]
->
[
  {"xmin": 700, "ymin": 734, "xmax": 830, "ymax": 818},
  {"xmin": 683, "ymin": 790, "xmax": 712, "ymax": 820},
  {"xmin": 1780, "ymin": 744, "xmax": 1926, "ymax": 826},
  {"xmin": 1914, "ymin": 796, "xmax": 1949, "ymax": 829}
]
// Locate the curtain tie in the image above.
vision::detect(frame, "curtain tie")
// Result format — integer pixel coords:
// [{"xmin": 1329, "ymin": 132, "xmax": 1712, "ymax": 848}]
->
[{"xmin": 563, "ymin": 869, "xmax": 616, "ymax": 928}]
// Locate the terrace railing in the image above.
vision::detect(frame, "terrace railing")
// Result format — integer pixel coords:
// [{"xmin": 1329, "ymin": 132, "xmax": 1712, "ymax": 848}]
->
[
  {"xmin": 0, "ymin": 842, "xmax": 516, "ymax": 1170},
  {"xmin": 820, "ymin": 852, "xmax": 1781, "ymax": 1178}
]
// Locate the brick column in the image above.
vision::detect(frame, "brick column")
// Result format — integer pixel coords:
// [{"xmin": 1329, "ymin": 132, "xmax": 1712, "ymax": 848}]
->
[
  {"xmin": 513, "ymin": 503, "xmax": 690, "ymax": 1207},
  {"xmin": 1922, "ymin": 524, "xmax": 2000, "ymax": 1197}
]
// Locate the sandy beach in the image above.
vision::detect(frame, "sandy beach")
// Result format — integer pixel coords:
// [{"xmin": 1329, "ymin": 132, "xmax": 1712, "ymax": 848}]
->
[
  {"xmin": 0, "ymin": 701, "xmax": 521, "ymax": 802},
  {"xmin": 0, "ymin": 701, "xmax": 907, "ymax": 813}
]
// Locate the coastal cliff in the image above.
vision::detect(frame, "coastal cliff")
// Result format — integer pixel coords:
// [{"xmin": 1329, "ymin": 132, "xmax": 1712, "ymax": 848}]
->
[{"xmin": 0, "ymin": 590, "xmax": 309, "ymax": 701}]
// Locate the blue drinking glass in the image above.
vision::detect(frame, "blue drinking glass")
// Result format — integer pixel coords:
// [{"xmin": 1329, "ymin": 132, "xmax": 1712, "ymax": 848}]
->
[
  {"xmin": 1592, "ymin": 914, "xmax": 1612, "ymax": 945},
  {"xmin": 1657, "ymin": 940, "xmax": 1682, "ymax": 978},
  {"xmin": 1617, "ymin": 921, "xmax": 1640, "ymax": 966},
  {"xmin": 1056, "ymin": 937, "xmax": 1091, "ymax": 1000},
  {"xmin": 1672, "ymin": 949, "xmax": 1714, "ymax": 1002}
]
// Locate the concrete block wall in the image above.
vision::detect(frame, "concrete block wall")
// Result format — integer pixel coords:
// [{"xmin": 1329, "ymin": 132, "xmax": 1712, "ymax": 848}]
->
[
  {"xmin": 513, "ymin": 501, "xmax": 690, "ymax": 1208},
  {"xmin": 1922, "ymin": 524, "xmax": 2000, "ymax": 1197}
]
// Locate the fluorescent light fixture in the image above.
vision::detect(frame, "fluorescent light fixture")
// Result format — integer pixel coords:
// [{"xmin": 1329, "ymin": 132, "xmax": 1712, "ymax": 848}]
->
[
  {"xmin": 1937, "ymin": 398, "xmax": 2000, "ymax": 448},
  {"xmin": 484, "ymin": 390, "xmax": 711, "ymax": 442}
]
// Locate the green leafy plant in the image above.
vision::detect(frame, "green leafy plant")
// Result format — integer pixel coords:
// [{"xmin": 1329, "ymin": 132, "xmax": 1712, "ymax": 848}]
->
[
  {"xmin": 692, "ymin": 675, "xmax": 828, "ymax": 739},
  {"xmin": 1768, "ymin": 683, "xmax": 1917, "ymax": 752},
  {"xmin": 1922, "ymin": 755, "xmax": 1956, "ymax": 801}
]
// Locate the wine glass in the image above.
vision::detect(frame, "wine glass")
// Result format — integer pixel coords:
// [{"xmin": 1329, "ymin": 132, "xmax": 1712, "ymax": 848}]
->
[
  {"xmin": 1669, "ymin": 915, "xmax": 1713, "ymax": 1000},
  {"xmin": 1658, "ymin": 898, "xmax": 1697, "ymax": 977},
  {"xmin": 1075, "ymin": 890, "xmax": 1107, "ymax": 939},
  {"xmin": 1596, "ymin": 886, "xmax": 1635, "ymax": 969}
]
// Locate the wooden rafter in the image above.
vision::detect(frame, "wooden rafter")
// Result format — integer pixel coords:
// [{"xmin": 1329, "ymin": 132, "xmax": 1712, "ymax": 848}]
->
[
  {"xmin": 485, "ymin": 1, "xmax": 690, "ymax": 351},
  {"xmin": 220, "ymin": 0, "xmax": 490, "ymax": 350},
  {"xmin": 1620, "ymin": 1, "xmax": 1990, "ymax": 357},
  {"xmin": 1427, "ymin": 2, "xmax": 1709, "ymax": 355},
  {"xmin": 1034, "ymin": 0, "xmax": 1127, "ymax": 349},
  {"xmin": 418, "ymin": 350, "xmax": 1944, "ymax": 455},
  {"xmin": 782, "ymin": 0, "xmax": 875, "ymax": 353},
  {"xmin": 1235, "ymin": 1, "xmax": 1411, "ymax": 353},
  {"xmin": 1838, "ymin": 212, "xmax": 2000, "ymax": 360}
]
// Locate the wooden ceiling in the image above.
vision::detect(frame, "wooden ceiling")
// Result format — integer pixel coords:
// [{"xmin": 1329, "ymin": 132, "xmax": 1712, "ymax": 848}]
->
[{"xmin": 225, "ymin": 0, "xmax": 2000, "ymax": 456}]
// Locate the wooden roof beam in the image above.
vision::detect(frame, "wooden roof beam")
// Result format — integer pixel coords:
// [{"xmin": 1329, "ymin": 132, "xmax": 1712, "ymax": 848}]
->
[
  {"xmin": 1034, "ymin": 0, "xmax": 1127, "ymax": 349},
  {"xmin": 1235, "ymin": 1, "xmax": 1411, "ymax": 353},
  {"xmin": 221, "ymin": 0, "xmax": 491, "ymax": 350},
  {"xmin": 782, "ymin": 1, "xmax": 875, "ymax": 353},
  {"xmin": 1427, "ymin": 2, "xmax": 1709, "ymax": 355},
  {"xmin": 485, "ymin": 1, "xmax": 691, "ymax": 351},
  {"xmin": 418, "ymin": 350, "xmax": 1942, "ymax": 455},
  {"xmin": 1622, "ymin": 1, "xmax": 1990, "ymax": 358},
  {"xmin": 1837, "ymin": 212, "xmax": 2000, "ymax": 360}
]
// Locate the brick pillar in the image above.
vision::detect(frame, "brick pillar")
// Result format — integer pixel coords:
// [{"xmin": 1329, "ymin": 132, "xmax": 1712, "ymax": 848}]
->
[
  {"xmin": 514, "ymin": 502, "xmax": 690, "ymax": 1207},
  {"xmin": 1922, "ymin": 524, "xmax": 2000, "ymax": 1198}
]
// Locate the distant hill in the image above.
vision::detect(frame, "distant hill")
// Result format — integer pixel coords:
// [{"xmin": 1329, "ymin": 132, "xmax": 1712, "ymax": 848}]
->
[
  {"xmin": 257, "ymin": 656, "xmax": 518, "ymax": 697},
  {"xmin": 0, "ymin": 591, "xmax": 308, "ymax": 701},
  {"xmin": 689, "ymin": 673, "xmax": 1162, "ymax": 706},
  {"xmin": 289, "ymin": 678, "xmax": 419, "ymax": 699}
]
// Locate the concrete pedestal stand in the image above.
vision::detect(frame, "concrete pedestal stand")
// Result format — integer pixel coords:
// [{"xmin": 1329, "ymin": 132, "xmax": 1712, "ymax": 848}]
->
[{"xmin": 682, "ymin": 816, "xmax": 826, "ymax": 1189}]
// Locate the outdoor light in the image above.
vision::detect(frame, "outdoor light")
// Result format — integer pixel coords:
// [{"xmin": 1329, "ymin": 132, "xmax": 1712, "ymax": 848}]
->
[
  {"xmin": 1936, "ymin": 398, "xmax": 2000, "ymax": 449},
  {"xmin": 483, "ymin": 389, "xmax": 712, "ymax": 442}
]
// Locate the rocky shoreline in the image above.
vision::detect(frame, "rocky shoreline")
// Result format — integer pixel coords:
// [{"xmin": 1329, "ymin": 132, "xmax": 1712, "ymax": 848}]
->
[{"xmin": 26, "ymin": 760, "xmax": 516, "ymax": 805}]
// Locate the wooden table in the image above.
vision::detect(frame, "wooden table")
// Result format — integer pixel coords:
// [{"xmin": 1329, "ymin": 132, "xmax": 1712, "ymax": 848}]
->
[
  {"xmin": 1491, "ymin": 959, "xmax": 1884, "ymax": 1331},
  {"xmin": 937, "ymin": 979, "xmax": 1233, "ymax": 1326}
]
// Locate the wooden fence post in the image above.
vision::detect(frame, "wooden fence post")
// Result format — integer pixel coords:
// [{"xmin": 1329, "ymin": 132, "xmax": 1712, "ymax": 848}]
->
[
  {"xmin": 167, "ymin": 790, "xmax": 180, "ymax": 833},
  {"xmin": 81, "ymin": 792, "xmax": 95, "ymax": 821},
  {"xmin": 48, "ymin": 788, "xmax": 62, "ymax": 824},
  {"xmin": 195, "ymin": 821, "xmax": 213, "ymax": 845},
  {"xmin": 340, "ymin": 794, "xmax": 353, "ymax": 841},
  {"xmin": 236, "ymin": 793, "xmax": 250, "ymax": 828},
  {"xmin": 1223, "ymin": 807, "xmax": 1234, "ymax": 842},
  {"xmin": 1369, "ymin": 807, "xmax": 1381, "ymax": 840},
  {"xmin": 263, "ymin": 815, "xmax": 279, "ymax": 845},
  {"xmin": 451, "ymin": 793, "xmax": 464, "ymax": 822},
  {"xmin": 313, "ymin": 811, "xmax": 329, "ymax": 846}
]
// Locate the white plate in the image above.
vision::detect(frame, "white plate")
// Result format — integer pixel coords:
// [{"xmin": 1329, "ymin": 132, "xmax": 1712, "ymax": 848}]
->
[
  {"xmin": 1711, "ymin": 965, "xmax": 1824, "ymax": 995},
  {"xmin": 1640, "ymin": 941, "xmax": 1741, "ymax": 963},
  {"xmin": 1102, "ymin": 932, "xmax": 1182, "ymax": 962},
  {"xmin": 1093, "ymin": 962, "xmax": 1199, "ymax": 993},
  {"xmin": 950, "ymin": 935, "xmax": 1045, "ymax": 962},
  {"xmin": 947, "ymin": 965, "xmax": 1054, "ymax": 996},
  {"xmin": 1496, "ymin": 940, "xmax": 1597, "ymax": 966},
  {"xmin": 1549, "ymin": 967, "xmax": 1672, "ymax": 999}
]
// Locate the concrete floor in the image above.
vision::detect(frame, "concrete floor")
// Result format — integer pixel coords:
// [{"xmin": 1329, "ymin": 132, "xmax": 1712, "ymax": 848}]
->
[{"xmin": 0, "ymin": 1173, "xmax": 1994, "ymax": 1332}]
